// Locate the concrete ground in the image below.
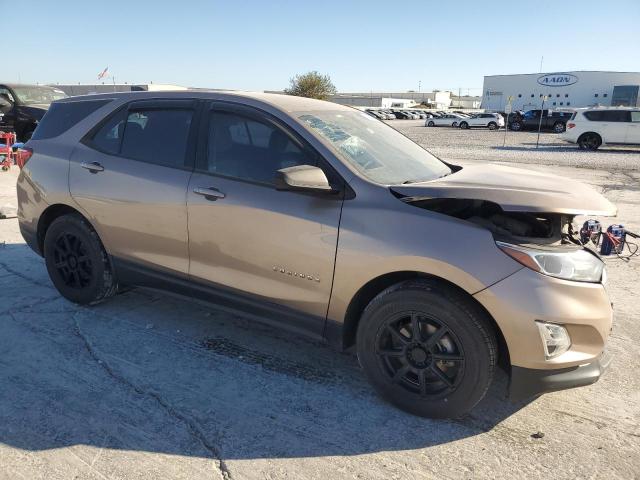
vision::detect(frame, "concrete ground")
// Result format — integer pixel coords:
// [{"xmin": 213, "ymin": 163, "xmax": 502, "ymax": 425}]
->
[{"xmin": 1, "ymin": 127, "xmax": 639, "ymax": 480}]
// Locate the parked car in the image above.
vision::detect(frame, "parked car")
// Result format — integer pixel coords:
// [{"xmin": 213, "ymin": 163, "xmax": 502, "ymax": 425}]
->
[
  {"xmin": 459, "ymin": 113, "xmax": 505, "ymax": 130},
  {"xmin": 409, "ymin": 110, "xmax": 426, "ymax": 119},
  {"xmin": 509, "ymin": 109, "xmax": 573, "ymax": 133},
  {"xmin": 561, "ymin": 107, "xmax": 640, "ymax": 150},
  {"xmin": 365, "ymin": 109, "xmax": 385, "ymax": 120},
  {"xmin": 375, "ymin": 110, "xmax": 394, "ymax": 120},
  {"xmin": 0, "ymin": 83, "xmax": 67, "ymax": 141},
  {"xmin": 425, "ymin": 113, "xmax": 468, "ymax": 127},
  {"xmin": 392, "ymin": 110, "xmax": 413, "ymax": 120},
  {"xmin": 18, "ymin": 91, "xmax": 614, "ymax": 418}
]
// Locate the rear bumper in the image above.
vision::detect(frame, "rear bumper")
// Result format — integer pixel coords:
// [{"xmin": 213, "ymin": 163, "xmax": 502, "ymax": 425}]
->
[
  {"xmin": 19, "ymin": 220, "xmax": 41, "ymax": 256},
  {"xmin": 509, "ymin": 350, "xmax": 612, "ymax": 401}
]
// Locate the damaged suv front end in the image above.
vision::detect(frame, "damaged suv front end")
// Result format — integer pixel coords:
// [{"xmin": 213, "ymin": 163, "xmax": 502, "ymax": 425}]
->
[{"xmin": 390, "ymin": 164, "xmax": 615, "ymax": 400}]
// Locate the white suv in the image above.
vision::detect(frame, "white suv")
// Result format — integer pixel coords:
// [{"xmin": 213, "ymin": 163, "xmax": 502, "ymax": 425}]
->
[
  {"xmin": 562, "ymin": 107, "xmax": 640, "ymax": 150},
  {"xmin": 458, "ymin": 113, "xmax": 505, "ymax": 130}
]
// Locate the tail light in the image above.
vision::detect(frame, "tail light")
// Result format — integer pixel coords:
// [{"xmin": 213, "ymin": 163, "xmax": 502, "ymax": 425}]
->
[
  {"xmin": 567, "ymin": 122, "xmax": 576, "ymax": 129},
  {"xmin": 16, "ymin": 146, "xmax": 33, "ymax": 169}
]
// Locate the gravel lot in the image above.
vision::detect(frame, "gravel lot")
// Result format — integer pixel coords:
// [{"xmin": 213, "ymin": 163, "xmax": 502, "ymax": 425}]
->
[{"xmin": 1, "ymin": 126, "xmax": 639, "ymax": 480}]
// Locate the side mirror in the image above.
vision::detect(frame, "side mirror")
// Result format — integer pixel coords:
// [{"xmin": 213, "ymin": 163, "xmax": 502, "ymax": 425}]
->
[
  {"xmin": 0, "ymin": 97, "xmax": 12, "ymax": 109},
  {"xmin": 275, "ymin": 165, "xmax": 335, "ymax": 193}
]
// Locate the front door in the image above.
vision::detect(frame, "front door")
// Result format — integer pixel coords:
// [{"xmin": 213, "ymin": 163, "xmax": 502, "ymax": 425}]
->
[
  {"xmin": 69, "ymin": 99, "xmax": 198, "ymax": 275},
  {"xmin": 186, "ymin": 103, "xmax": 343, "ymax": 336}
]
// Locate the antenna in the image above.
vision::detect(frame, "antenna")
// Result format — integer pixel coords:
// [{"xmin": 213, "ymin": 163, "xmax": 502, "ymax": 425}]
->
[{"xmin": 539, "ymin": 56, "xmax": 544, "ymax": 73}]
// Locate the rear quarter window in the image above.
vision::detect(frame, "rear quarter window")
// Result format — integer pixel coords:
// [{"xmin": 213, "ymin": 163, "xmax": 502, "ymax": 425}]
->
[{"xmin": 31, "ymin": 99, "xmax": 112, "ymax": 140}]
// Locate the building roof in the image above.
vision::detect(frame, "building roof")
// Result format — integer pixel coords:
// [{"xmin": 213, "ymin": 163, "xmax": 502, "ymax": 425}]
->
[{"xmin": 484, "ymin": 71, "xmax": 640, "ymax": 78}]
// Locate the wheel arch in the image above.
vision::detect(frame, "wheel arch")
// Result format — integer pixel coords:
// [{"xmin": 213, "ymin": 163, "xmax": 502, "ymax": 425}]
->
[
  {"xmin": 578, "ymin": 131, "xmax": 602, "ymax": 142},
  {"xmin": 36, "ymin": 203, "xmax": 91, "ymax": 254},
  {"xmin": 338, "ymin": 271, "xmax": 510, "ymax": 369}
]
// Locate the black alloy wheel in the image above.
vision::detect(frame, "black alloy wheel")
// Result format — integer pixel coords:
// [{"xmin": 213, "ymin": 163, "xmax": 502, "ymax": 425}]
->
[
  {"xmin": 52, "ymin": 232, "xmax": 93, "ymax": 289},
  {"xmin": 375, "ymin": 312, "xmax": 464, "ymax": 398},
  {"xmin": 578, "ymin": 133, "xmax": 602, "ymax": 150},
  {"xmin": 487, "ymin": 121, "xmax": 498, "ymax": 130}
]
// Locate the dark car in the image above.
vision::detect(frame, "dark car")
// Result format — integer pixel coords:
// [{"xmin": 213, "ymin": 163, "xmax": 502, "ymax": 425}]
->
[
  {"xmin": 0, "ymin": 84, "xmax": 67, "ymax": 141},
  {"xmin": 509, "ymin": 109, "xmax": 573, "ymax": 133},
  {"xmin": 392, "ymin": 110, "xmax": 412, "ymax": 119}
]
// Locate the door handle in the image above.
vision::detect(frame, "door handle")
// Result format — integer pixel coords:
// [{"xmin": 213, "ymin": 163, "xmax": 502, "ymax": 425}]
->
[
  {"xmin": 81, "ymin": 161, "xmax": 104, "ymax": 173},
  {"xmin": 193, "ymin": 186, "xmax": 226, "ymax": 200}
]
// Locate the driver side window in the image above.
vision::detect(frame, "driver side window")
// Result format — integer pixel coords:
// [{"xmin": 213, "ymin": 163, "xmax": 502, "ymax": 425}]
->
[
  {"xmin": 207, "ymin": 111, "xmax": 313, "ymax": 184},
  {"xmin": 0, "ymin": 88, "xmax": 15, "ymax": 104}
]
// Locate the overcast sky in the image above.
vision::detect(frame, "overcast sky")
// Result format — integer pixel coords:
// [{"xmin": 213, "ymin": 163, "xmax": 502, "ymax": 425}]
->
[{"xmin": 11, "ymin": 0, "xmax": 640, "ymax": 94}]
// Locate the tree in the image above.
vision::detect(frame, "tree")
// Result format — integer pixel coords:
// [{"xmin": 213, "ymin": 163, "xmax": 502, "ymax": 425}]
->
[{"xmin": 284, "ymin": 71, "xmax": 337, "ymax": 100}]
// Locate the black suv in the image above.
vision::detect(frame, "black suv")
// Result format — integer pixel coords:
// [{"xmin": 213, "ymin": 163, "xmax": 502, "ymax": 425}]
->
[
  {"xmin": 509, "ymin": 109, "xmax": 573, "ymax": 133},
  {"xmin": 0, "ymin": 84, "xmax": 67, "ymax": 141}
]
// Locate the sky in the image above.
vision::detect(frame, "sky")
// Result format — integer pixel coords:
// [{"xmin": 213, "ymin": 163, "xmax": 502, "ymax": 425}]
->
[{"xmin": 7, "ymin": 0, "xmax": 640, "ymax": 95}]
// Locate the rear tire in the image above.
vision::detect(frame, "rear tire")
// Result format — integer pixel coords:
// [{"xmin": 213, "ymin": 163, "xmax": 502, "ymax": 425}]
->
[
  {"xmin": 452, "ymin": 122, "xmax": 458, "ymax": 128},
  {"xmin": 578, "ymin": 132, "xmax": 602, "ymax": 150},
  {"xmin": 553, "ymin": 122, "xmax": 566, "ymax": 133},
  {"xmin": 510, "ymin": 121, "xmax": 522, "ymax": 131},
  {"xmin": 487, "ymin": 122, "xmax": 498, "ymax": 130},
  {"xmin": 356, "ymin": 279, "xmax": 497, "ymax": 418},
  {"xmin": 427, "ymin": 121, "xmax": 435, "ymax": 127},
  {"xmin": 44, "ymin": 213, "xmax": 117, "ymax": 305}
]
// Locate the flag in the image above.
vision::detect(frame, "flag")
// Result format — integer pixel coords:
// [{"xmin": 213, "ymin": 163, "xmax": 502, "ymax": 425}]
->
[{"xmin": 97, "ymin": 67, "xmax": 109, "ymax": 80}]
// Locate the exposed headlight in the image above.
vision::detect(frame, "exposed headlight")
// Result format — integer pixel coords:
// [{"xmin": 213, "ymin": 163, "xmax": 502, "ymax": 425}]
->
[
  {"xmin": 496, "ymin": 241, "xmax": 604, "ymax": 283},
  {"xmin": 536, "ymin": 321, "xmax": 571, "ymax": 359}
]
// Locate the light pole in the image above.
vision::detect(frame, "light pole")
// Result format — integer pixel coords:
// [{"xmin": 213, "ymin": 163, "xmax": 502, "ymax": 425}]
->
[{"xmin": 536, "ymin": 95, "xmax": 548, "ymax": 149}]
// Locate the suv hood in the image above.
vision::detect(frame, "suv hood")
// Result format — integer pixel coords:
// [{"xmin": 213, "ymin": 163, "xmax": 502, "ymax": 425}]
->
[{"xmin": 391, "ymin": 164, "xmax": 616, "ymax": 216}]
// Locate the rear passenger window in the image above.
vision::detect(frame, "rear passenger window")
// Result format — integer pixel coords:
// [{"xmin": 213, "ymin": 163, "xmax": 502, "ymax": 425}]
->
[
  {"xmin": 206, "ymin": 111, "xmax": 312, "ymax": 184},
  {"xmin": 119, "ymin": 109, "xmax": 193, "ymax": 167},
  {"xmin": 584, "ymin": 110, "xmax": 631, "ymax": 122},
  {"xmin": 31, "ymin": 99, "xmax": 111, "ymax": 140}
]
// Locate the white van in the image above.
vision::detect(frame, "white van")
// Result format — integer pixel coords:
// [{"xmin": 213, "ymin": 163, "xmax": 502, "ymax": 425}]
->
[{"xmin": 562, "ymin": 107, "xmax": 640, "ymax": 150}]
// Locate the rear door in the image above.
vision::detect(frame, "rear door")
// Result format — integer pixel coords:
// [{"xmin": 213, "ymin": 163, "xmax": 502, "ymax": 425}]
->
[
  {"xmin": 601, "ymin": 110, "xmax": 630, "ymax": 143},
  {"xmin": 69, "ymin": 99, "xmax": 198, "ymax": 276},
  {"xmin": 186, "ymin": 103, "xmax": 344, "ymax": 335}
]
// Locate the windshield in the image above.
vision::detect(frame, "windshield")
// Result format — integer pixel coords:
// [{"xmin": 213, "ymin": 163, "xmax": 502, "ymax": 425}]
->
[
  {"xmin": 12, "ymin": 86, "xmax": 67, "ymax": 105},
  {"xmin": 298, "ymin": 110, "xmax": 451, "ymax": 184}
]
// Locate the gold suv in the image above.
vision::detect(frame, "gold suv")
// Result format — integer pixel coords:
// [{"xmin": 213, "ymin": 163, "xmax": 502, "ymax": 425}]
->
[{"xmin": 17, "ymin": 91, "xmax": 615, "ymax": 418}]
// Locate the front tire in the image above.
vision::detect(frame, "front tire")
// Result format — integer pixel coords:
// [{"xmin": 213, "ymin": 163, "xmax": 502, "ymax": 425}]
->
[
  {"xmin": 356, "ymin": 280, "xmax": 497, "ymax": 418},
  {"xmin": 460, "ymin": 122, "xmax": 469, "ymax": 129},
  {"xmin": 510, "ymin": 121, "xmax": 522, "ymax": 131},
  {"xmin": 427, "ymin": 121, "xmax": 435, "ymax": 127},
  {"xmin": 44, "ymin": 213, "xmax": 117, "ymax": 305}
]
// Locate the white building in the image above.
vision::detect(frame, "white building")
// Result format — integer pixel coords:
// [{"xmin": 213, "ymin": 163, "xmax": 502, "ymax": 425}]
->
[
  {"xmin": 328, "ymin": 91, "xmax": 452, "ymax": 109},
  {"xmin": 450, "ymin": 95, "xmax": 482, "ymax": 109},
  {"xmin": 482, "ymin": 71, "xmax": 640, "ymax": 111}
]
